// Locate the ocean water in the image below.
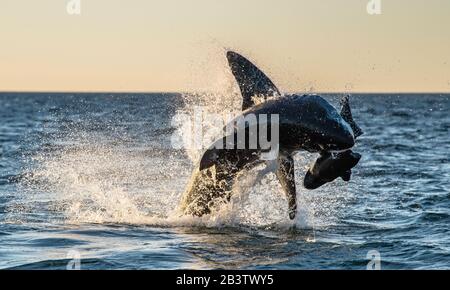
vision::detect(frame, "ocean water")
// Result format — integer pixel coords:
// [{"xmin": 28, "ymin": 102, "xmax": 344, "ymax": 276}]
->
[{"xmin": 0, "ymin": 92, "xmax": 449, "ymax": 269}]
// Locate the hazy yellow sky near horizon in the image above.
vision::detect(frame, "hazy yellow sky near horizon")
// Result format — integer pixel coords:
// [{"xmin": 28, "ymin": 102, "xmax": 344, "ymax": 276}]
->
[{"xmin": 0, "ymin": 0, "xmax": 449, "ymax": 92}]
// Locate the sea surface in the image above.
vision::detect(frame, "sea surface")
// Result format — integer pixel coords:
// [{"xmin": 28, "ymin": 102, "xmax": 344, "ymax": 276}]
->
[{"xmin": 0, "ymin": 92, "xmax": 449, "ymax": 269}]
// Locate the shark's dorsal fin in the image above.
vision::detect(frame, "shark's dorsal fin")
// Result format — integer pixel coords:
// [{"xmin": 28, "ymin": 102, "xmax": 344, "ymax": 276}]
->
[
  {"xmin": 226, "ymin": 51, "xmax": 281, "ymax": 111},
  {"xmin": 276, "ymin": 152, "xmax": 297, "ymax": 220},
  {"xmin": 340, "ymin": 95, "xmax": 363, "ymax": 138}
]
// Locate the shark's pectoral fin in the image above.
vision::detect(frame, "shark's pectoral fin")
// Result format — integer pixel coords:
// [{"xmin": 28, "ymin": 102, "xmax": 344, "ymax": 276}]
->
[
  {"xmin": 226, "ymin": 51, "xmax": 281, "ymax": 111},
  {"xmin": 276, "ymin": 152, "xmax": 297, "ymax": 220},
  {"xmin": 340, "ymin": 95, "xmax": 363, "ymax": 138}
]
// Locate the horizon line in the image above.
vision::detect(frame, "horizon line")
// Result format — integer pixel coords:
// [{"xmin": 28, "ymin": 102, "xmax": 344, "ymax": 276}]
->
[{"xmin": 1, "ymin": 90, "xmax": 450, "ymax": 95}]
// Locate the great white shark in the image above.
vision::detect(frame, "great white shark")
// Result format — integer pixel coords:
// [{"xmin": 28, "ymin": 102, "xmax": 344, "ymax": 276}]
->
[{"xmin": 179, "ymin": 51, "xmax": 363, "ymax": 219}]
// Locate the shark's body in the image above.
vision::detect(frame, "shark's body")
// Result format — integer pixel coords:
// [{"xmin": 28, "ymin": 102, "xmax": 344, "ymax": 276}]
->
[{"xmin": 179, "ymin": 51, "xmax": 363, "ymax": 219}]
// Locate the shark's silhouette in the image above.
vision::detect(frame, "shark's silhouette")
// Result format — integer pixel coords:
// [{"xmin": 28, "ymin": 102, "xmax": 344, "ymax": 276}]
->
[{"xmin": 179, "ymin": 51, "xmax": 363, "ymax": 219}]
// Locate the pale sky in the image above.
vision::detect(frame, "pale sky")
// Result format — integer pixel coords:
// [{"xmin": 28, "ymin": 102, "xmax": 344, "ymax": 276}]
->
[{"xmin": 0, "ymin": 0, "xmax": 449, "ymax": 93}]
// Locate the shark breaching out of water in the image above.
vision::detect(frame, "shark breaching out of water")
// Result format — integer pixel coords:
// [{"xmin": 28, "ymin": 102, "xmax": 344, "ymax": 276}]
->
[{"xmin": 179, "ymin": 51, "xmax": 363, "ymax": 219}]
